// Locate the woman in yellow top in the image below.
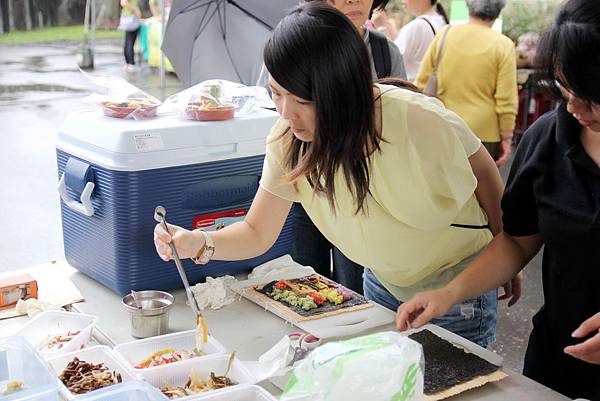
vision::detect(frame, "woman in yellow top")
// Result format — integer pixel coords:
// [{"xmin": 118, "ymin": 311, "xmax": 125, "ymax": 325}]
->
[
  {"xmin": 153, "ymin": 2, "xmax": 516, "ymax": 347},
  {"xmin": 415, "ymin": 0, "xmax": 518, "ymax": 167}
]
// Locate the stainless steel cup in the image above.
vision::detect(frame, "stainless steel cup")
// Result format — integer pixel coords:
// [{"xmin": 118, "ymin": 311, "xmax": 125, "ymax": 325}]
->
[{"xmin": 122, "ymin": 290, "xmax": 174, "ymax": 338}]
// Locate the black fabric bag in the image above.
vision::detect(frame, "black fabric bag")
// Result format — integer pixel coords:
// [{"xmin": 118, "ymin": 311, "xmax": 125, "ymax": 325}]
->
[{"xmin": 369, "ymin": 29, "xmax": 391, "ymax": 79}]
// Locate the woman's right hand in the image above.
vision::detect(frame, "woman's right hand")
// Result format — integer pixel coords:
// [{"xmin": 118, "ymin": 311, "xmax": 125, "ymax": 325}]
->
[
  {"xmin": 154, "ymin": 223, "xmax": 204, "ymax": 261},
  {"xmin": 395, "ymin": 288, "xmax": 457, "ymax": 331}
]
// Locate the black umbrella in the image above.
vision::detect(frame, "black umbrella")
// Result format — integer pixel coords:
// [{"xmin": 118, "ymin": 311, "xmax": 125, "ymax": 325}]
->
[{"xmin": 162, "ymin": 0, "xmax": 297, "ymax": 87}]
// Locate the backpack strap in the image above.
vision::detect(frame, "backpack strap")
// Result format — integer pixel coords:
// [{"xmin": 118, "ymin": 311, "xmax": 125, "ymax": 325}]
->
[
  {"xmin": 419, "ymin": 17, "xmax": 436, "ymax": 36},
  {"xmin": 368, "ymin": 29, "xmax": 391, "ymax": 79}
]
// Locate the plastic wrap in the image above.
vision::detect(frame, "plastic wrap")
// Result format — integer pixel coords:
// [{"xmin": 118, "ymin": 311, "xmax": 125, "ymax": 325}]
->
[
  {"xmin": 164, "ymin": 79, "xmax": 272, "ymax": 121},
  {"xmin": 280, "ymin": 331, "xmax": 424, "ymax": 401},
  {"xmin": 81, "ymin": 71, "xmax": 161, "ymax": 120}
]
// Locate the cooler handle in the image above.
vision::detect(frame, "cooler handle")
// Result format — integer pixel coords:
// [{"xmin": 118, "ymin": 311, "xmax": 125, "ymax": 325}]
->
[{"xmin": 58, "ymin": 174, "xmax": 95, "ymax": 217}]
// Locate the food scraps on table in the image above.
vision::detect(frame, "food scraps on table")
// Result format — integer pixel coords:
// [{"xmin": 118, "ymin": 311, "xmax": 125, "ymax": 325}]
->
[
  {"xmin": 3, "ymin": 380, "xmax": 24, "ymax": 395},
  {"xmin": 134, "ymin": 348, "xmax": 205, "ymax": 369},
  {"xmin": 160, "ymin": 369, "xmax": 236, "ymax": 398},
  {"xmin": 45, "ymin": 331, "xmax": 81, "ymax": 350},
  {"xmin": 59, "ymin": 357, "xmax": 122, "ymax": 394},
  {"xmin": 255, "ymin": 275, "xmax": 369, "ymax": 317}
]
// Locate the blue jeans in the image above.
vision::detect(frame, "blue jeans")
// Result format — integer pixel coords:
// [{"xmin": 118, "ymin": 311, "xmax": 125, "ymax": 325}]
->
[
  {"xmin": 290, "ymin": 203, "xmax": 364, "ymax": 294},
  {"xmin": 363, "ymin": 269, "xmax": 497, "ymax": 348}
]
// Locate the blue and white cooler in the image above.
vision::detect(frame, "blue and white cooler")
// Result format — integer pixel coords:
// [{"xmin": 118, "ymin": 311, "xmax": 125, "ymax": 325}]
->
[{"xmin": 56, "ymin": 108, "xmax": 292, "ymax": 295}]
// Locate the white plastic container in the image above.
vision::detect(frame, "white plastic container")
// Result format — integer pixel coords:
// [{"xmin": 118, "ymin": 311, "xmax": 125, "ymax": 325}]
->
[
  {"xmin": 185, "ymin": 385, "xmax": 279, "ymax": 401},
  {"xmin": 13, "ymin": 310, "xmax": 98, "ymax": 356},
  {"xmin": 46, "ymin": 345, "xmax": 136, "ymax": 400},
  {"xmin": 77, "ymin": 380, "xmax": 168, "ymax": 401},
  {"xmin": 114, "ymin": 330, "xmax": 227, "ymax": 374},
  {"xmin": 138, "ymin": 354, "xmax": 255, "ymax": 400},
  {"xmin": 0, "ymin": 336, "xmax": 60, "ymax": 401}
]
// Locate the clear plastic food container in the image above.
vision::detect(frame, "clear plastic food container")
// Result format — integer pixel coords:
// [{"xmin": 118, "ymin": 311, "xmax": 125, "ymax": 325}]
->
[
  {"xmin": 46, "ymin": 345, "xmax": 135, "ymax": 400},
  {"xmin": 13, "ymin": 310, "xmax": 98, "ymax": 356},
  {"xmin": 77, "ymin": 380, "xmax": 168, "ymax": 401},
  {"xmin": 0, "ymin": 336, "xmax": 60, "ymax": 401},
  {"xmin": 138, "ymin": 354, "xmax": 255, "ymax": 400},
  {"xmin": 184, "ymin": 385, "xmax": 278, "ymax": 401},
  {"xmin": 114, "ymin": 329, "xmax": 226, "ymax": 373}
]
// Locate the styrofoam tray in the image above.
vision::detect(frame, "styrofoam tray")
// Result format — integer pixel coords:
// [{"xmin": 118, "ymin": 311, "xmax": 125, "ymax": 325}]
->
[
  {"xmin": 13, "ymin": 310, "xmax": 98, "ymax": 357},
  {"xmin": 114, "ymin": 330, "xmax": 227, "ymax": 374},
  {"xmin": 185, "ymin": 384, "xmax": 278, "ymax": 401},
  {"xmin": 233, "ymin": 277, "xmax": 395, "ymax": 339},
  {"xmin": 77, "ymin": 380, "xmax": 168, "ymax": 401},
  {"xmin": 46, "ymin": 345, "xmax": 136, "ymax": 400},
  {"xmin": 138, "ymin": 354, "xmax": 255, "ymax": 400},
  {"xmin": 0, "ymin": 336, "xmax": 60, "ymax": 401}
]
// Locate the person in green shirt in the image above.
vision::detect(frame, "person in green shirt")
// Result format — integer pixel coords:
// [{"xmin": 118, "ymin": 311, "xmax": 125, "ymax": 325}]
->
[{"xmin": 120, "ymin": 0, "xmax": 142, "ymax": 71}]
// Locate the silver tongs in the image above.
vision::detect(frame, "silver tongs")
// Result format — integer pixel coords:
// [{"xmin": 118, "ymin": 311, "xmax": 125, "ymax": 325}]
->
[{"xmin": 154, "ymin": 206, "xmax": 204, "ymax": 320}]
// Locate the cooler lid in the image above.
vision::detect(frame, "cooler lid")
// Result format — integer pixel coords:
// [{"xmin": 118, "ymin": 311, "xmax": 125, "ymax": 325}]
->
[{"xmin": 56, "ymin": 108, "xmax": 279, "ymax": 171}]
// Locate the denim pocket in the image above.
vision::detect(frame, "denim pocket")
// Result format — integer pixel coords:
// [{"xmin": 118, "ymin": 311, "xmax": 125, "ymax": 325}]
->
[{"xmin": 431, "ymin": 290, "xmax": 497, "ymax": 348}]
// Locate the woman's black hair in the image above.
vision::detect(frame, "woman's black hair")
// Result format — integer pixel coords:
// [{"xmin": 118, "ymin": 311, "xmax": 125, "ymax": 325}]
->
[
  {"xmin": 431, "ymin": 0, "xmax": 450, "ymax": 24},
  {"xmin": 372, "ymin": 0, "xmax": 390, "ymax": 12},
  {"xmin": 302, "ymin": 0, "xmax": 390, "ymax": 13},
  {"xmin": 264, "ymin": 2, "xmax": 378, "ymax": 214},
  {"xmin": 536, "ymin": 0, "xmax": 600, "ymax": 105}
]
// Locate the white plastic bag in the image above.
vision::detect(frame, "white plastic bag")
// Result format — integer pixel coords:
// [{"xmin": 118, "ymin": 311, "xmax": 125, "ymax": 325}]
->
[
  {"xmin": 281, "ymin": 332, "xmax": 423, "ymax": 401},
  {"xmin": 163, "ymin": 79, "xmax": 272, "ymax": 121},
  {"xmin": 80, "ymin": 70, "xmax": 161, "ymax": 120}
]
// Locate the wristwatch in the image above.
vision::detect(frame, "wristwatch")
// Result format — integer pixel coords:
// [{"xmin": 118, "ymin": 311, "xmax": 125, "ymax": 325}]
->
[{"xmin": 191, "ymin": 229, "xmax": 215, "ymax": 265}]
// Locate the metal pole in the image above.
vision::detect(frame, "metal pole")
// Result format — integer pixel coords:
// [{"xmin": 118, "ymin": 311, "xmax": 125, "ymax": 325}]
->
[
  {"xmin": 91, "ymin": 0, "xmax": 96, "ymax": 52},
  {"xmin": 159, "ymin": 0, "xmax": 166, "ymax": 98}
]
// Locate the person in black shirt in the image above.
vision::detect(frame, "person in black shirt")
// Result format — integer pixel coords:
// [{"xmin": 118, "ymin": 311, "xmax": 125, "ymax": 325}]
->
[{"xmin": 394, "ymin": 0, "xmax": 600, "ymax": 398}]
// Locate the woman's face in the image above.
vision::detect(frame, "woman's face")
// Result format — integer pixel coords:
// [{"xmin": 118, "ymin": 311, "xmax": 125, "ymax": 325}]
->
[
  {"xmin": 560, "ymin": 86, "xmax": 600, "ymax": 133},
  {"xmin": 327, "ymin": 0, "xmax": 373, "ymax": 31},
  {"xmin": 269, "ymin": 77, "xmax": 317, "ymax": 142}
]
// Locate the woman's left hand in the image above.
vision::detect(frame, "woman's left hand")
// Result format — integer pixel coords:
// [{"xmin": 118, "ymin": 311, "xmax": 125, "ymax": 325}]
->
[{"xmin": 564, "ymin": 311, "xmax": 600, "ymax": 364}]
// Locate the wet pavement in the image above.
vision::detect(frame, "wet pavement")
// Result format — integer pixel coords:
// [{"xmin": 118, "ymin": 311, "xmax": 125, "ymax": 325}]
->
[
  {"xmin": 0, "ymin": 39, "xmax": 182, "ymax": 273},
  {"xmin": 0, "ymin": 40, "xmax": 543, "ymax": 373}
]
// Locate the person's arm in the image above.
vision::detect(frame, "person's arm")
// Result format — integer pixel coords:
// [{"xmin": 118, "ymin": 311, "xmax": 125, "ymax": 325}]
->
[
  {"xmin": 469, "ymin": 143, "xmax": 524, "ymax": 303},
  {"xmin": 396, "ymin": 232, "xmax": 542, "ymax": 330},
  {"xmin": 149, "ymin": 0, "xmax": 160, "ymax": 18},
  {"xmin": 494, "ymin": 40, "xmax": 518, "ymax": 166},
  {"xmin": 468, "ymin": 145, "xmax": 504, "ymax": 235},
  {"xmin": 154, "ymin": 187, "xmax": 292, "ymax": 261}
]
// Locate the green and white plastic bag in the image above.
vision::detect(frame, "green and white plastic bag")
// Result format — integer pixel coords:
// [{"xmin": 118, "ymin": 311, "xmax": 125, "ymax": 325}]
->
[{"xmin": 281, "ymin": 331, "xmax": 423, "ymax": 401}]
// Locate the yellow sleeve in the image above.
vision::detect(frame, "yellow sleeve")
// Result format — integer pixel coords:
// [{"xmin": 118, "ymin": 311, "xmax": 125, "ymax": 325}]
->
[
  {"xmin": 381, "ymin": 93, "xmax": 479, "ymax": 231},
  {"xmin": 414, "ymin": 32, "xmax": 438, "ymax": 88},
  {"xmin": 259, "ymin": 119, "xmax": 302, "ymax": 202},
  {"xmin": 495, "ymin": 38, "xmax": 518, "ymax": 132}
]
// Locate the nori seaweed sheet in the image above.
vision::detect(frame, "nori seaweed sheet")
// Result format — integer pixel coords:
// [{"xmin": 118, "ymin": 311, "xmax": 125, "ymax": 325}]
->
[
  {"xmin": 255, "ymin": 277, "xmax": 368, "ymax": 317},
  {"xmin": 409, "ymin": 329, "xmax": 500, "ymax": 394}
]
